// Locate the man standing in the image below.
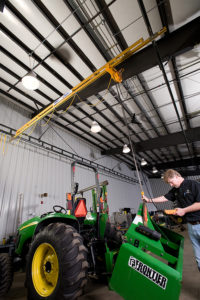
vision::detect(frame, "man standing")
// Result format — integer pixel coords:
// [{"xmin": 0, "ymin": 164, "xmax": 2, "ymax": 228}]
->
[{"xmin": 143, "ymin": 169, "xmax": 200, "ymax": 272}]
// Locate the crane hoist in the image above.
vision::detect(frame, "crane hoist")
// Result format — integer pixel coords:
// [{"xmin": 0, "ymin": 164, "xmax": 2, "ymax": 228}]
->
[{"xmin": 11, "ymin": 27, "xmax": 166, "ymax": 141}]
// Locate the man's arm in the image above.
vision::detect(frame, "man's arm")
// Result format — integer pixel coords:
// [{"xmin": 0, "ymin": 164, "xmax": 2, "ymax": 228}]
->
[
  {"xmin": 175, "ymin": 202, "xmax": 200, "ymax": 217},
  {"xmin": 143, "ymin": 195, "xmax": 168, "ymax": 203}
]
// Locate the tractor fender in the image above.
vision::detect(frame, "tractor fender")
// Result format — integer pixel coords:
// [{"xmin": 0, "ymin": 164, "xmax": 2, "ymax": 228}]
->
[
  {"xmin": 16, "ymin": 214, "xmax": 79, "ymax": 256},
  {"xmin": 34, "ymin": 216, "xmax": 79, "ymax": 235}
]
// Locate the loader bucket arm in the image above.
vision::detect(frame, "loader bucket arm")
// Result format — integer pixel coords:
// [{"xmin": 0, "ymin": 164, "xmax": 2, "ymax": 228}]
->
[{"xmin": 110, "ymin": 203, "xmax": 184, "ymax": 300}]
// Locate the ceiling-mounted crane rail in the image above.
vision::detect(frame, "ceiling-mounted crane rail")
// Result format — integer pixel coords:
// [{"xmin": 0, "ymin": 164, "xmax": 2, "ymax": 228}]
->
[{"xmin": 11, "ymin": 27, "xmax": 166, "ymax": 141}]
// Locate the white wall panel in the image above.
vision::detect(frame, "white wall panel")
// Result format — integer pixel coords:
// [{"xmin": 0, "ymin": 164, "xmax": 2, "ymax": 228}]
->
[{"xmin": 0, "ymin": 96, "xmax": 152, "ymax": 241}]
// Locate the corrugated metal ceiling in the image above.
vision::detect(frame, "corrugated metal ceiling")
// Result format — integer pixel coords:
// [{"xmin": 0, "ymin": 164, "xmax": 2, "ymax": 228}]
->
[{"xmin": 0, "ymin": 0, "xmax": 200, "ymax": 178}]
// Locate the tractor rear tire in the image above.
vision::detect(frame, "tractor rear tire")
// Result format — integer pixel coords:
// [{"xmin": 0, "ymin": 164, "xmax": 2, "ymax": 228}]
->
[
  {"xmin": 0, "ymin": 253, "xmax": 13, "ymax": 296},
  {"xmin": 26, "ymin": 223, "xmax": 88, "ymax": 300}
]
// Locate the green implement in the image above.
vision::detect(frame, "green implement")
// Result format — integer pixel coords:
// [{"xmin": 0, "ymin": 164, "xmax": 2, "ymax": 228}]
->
[{"xmin": 110, "ymin": 203, "xmax": 184, "ymax": 300}]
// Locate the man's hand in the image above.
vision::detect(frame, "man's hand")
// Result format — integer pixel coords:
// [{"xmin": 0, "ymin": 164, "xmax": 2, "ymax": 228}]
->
[
  {"xmin": 175, "ymin": 208, "xmax": 186, "ymax": 217},
  {"xmin": 142, "ymin": 195, "xmax": 150, "ymax": 203}
]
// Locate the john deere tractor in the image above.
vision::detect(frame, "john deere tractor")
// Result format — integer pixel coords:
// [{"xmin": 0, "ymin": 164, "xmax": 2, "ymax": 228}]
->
[
  {"xmin": 1, "ymin": 160, "xmax": 185, "ymax": 300},
  {"xmin": 14, "ymin": 160, "xmax": 122, "ymax": 299}
]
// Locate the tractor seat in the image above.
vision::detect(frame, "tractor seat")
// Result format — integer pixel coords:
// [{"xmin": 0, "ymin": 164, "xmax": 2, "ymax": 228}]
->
[{"xmin": 74, "ymin": 198, "xmax": 87, "ymax": 218}]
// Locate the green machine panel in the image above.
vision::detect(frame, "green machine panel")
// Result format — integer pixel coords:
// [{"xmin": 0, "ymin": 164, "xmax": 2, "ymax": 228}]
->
[{"xmin": 110, "ymin": 204, "xmax": 184, "ymax": 300}]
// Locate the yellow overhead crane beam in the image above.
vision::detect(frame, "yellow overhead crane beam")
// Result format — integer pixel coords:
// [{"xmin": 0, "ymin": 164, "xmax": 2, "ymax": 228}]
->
[{"xmin": 11, "ymin": 27, "xmax": 166, "ymax": 141}]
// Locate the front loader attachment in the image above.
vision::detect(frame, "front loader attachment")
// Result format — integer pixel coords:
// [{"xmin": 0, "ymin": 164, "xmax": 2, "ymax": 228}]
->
[{"xmin": 110, "ymin": 203, "xmax": 184, "ymax": 300}]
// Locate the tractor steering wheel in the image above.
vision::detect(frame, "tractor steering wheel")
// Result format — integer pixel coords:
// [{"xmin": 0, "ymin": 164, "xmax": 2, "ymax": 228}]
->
[{"xmin": 53, "ymin": 205, "xmax": 67, "ymax": 214}]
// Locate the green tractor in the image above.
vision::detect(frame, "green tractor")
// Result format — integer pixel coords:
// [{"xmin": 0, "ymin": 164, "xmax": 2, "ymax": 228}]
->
[
  {"xmin": 1, "ymin": 160, "xmax": 185, "ymax": 300},
  {"xmin": 14, "ymin": 160, "xmax": 122, "ymax": 299}
]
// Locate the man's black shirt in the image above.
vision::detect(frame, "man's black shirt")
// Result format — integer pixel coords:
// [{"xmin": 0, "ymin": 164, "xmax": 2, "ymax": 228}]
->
[{"xmin": 164, "ymin": 179, "xmax": 200, "ymax": 222}]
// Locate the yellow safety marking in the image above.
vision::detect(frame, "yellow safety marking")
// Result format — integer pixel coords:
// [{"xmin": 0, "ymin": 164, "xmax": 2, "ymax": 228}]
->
[
  {"xmin": 2, "ymin": 134, "xmax": 7, "ymax": 155},
  {"xmin": 0, "ymin": 133, "xmax": 3, "ymax": 148},
  {"xmin": 19, "ymin": 221, "xmax": 39, "ymax": 231},
  {"xmin": 11, "ymin": 27, "xmax": 166, "ymax": 141}
]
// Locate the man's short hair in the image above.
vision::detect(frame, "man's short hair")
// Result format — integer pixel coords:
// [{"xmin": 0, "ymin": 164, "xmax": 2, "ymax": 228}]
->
[{"xmin": 163, "ymin": 169, "xmax": 182, "ymax": 183}]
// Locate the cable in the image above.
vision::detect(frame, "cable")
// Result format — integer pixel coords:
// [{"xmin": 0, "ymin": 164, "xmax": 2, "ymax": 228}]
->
[
  {"xmin": 7, "ymin": 0, "xmax": 117, "ymax": 93},
  {"xmin": 41, "ymin": 109, "xmax": 55, "ymax": 127},
  {"xmin": 81, "ymin": 0, "xmax": 119, "ymax": 56},
  {"xmin": 113, "ymin": 0, "xmax": 167, "ymax": 38},
  {"xmin": 59, "ymin": 94, "xmax": 76, "ymax": 114},
  {"xmin": 36, "ymin": 94, "xmax": 78, "ymax": 155},
  {"xmin": 138, "ymin": 0, "xmax": 193, "ymax": 160},
  {"xmin": 88, "ymin": 0, "xmax": 121, "ymax": 56},
  {"xmin": 14, "ymin": 121, "xmax": 38, "ymax": 147},
  {"xmin": 76, "ymin": 76, "xmax": 112, "ymax": 107},
  {"xmin": 139, "ymin": 165, "xmax": 158, "ymax": 211},
  {"xmin": 30, "ymin": 0, "xmax": 87, "ymax": 57},
  {"xmin": 27, "ymin": 122, "xmax": 38, "ymax": 137},
  {"xmin": 106, "ymin": 113, "xmax": 200, "ymax": 144},
  {"xmin": 116, "ymin": 83, "xmax": 149, "ymax": 225},
  {"xmin": 115, "ymin": 84, "xmax": 143, "ymax": 193},
  {"xmin": 48, "ymin": 125, "xmax": 79, "ymax": 156},
  {"xmin": 14, "ymin": 121, "xmax": 39, "ymax": 149},
  {"xmin": 35, "ymin": 93, "xmax": 77, "ymax": 140}
]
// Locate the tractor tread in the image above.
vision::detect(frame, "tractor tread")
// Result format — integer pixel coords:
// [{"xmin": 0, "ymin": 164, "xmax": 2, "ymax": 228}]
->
[{"xmin": 0, "ymin": 253, "xmax": 13, "ymax": 296}]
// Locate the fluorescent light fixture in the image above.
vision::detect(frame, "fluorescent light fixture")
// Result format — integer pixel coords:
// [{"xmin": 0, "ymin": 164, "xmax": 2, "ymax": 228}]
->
[
  {"xmin": 141, "ymin": 158, "xmax": 147, "ymax": 166},
  {"xmin": 22, "ymin": 71, "xmax": 39, "ymax": 90},
  {"xmin": 122, "ymin": 144, "xmax": 130, "ymax": 153},
  {"xmin": 91, "ymin": 121, "xmax": 101, "ymax": 133},
  {"xmin": 152, "ymin": 166, "xmax": 158, "ymax": 174}
]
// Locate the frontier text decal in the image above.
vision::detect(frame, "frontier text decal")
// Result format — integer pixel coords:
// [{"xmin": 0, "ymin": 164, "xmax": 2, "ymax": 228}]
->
[{"xmin": 128, "ymin": 256, "xmax": 168, "ymax": 289}]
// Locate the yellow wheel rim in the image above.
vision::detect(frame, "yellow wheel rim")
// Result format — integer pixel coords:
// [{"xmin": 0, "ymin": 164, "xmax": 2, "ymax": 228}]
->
[{"xmin": 32, "ymin": 243, "xmax": 59, "ymax": 297}]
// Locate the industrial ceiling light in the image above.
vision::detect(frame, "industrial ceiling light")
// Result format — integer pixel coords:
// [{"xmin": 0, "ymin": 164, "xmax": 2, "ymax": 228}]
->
[
  {"xmin": 141, "ymin": 158, "xmax": 147, "ymax": 166},
  {"xmin": 152, "ymin": 166, "xmax": 158, "ymax": 174},
  {"xmin": 22, "ymin": 71, "xmax": 40, "ymax": 90},
  {"xmin": 91, "ymin": 121, "xmax": 101, "ymax": 133},
  {"xmin": 122, "ymin": 144, "xmax": 130, "ymax": 154}
]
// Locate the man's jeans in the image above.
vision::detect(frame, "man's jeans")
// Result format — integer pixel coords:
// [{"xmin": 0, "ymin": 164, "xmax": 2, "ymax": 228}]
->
[{"xmin": 188, "ymin": 223, "xmax": 200, "ymax": 271}]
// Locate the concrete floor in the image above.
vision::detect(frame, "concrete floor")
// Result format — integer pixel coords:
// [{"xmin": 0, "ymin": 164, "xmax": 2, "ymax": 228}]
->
[{"xmin": 1, "ymin": 227, "xmax": 200, "ymax": 300}]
